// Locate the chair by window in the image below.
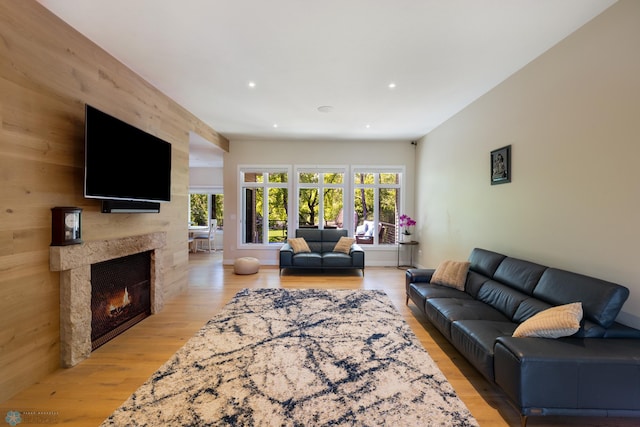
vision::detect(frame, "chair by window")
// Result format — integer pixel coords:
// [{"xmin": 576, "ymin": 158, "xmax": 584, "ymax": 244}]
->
[
  {"xmin": 355, "ymin": 221, "xmax": 384, "ymax": 245},
  {"xmin": 194, "ymin": 219, "xmax": 217, "ymax": 252}
]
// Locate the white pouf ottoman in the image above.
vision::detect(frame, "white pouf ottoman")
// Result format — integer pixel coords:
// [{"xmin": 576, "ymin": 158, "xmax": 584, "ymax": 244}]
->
[{"xmin": 234, "ymin": 257, "xmax": 260, "ymax": 275}]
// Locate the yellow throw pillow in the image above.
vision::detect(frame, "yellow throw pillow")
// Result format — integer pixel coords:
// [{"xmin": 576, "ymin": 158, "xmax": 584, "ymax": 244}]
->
[
  {"xmin": 287, "ymin": 237, "xmax": 311, "ymax": 254},
  {"xmin": 513, "ymin": 302, "xmax": 583, "ymax": 338},
  {"xmin": 430, "ymin": 260, "xmax": 470, "ymax": 291},
  {"xmin": 333, "ymin": 236, "xmax": 355, "ymax": 254}
]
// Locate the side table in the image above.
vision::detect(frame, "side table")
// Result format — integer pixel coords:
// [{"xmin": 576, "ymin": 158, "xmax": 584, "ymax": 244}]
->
[{"xmin": 397, "ymin": 240, "xmax": 419, "ymax": 269}]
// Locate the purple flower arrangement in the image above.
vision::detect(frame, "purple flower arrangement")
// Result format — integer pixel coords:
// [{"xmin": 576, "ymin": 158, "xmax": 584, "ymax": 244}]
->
[{"xmin": 399, "ymin": 214, "xmax": 416, "ymax": 235}]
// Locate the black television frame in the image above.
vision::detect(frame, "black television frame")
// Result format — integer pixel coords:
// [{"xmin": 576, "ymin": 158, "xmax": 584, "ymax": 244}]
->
[{"xmin": 84, "ymin": 105, "xmax": 172, "ymax": 211}]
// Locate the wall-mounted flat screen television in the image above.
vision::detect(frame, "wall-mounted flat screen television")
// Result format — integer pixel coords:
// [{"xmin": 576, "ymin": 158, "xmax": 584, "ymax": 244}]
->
[{"xmin": 84, "ymin": 105, "xmax": 172, "ymax": 203}]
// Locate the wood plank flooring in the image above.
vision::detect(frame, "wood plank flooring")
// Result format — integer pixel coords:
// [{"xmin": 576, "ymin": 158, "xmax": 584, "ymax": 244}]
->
[{"xmin": 1, "ymin": 251, "xmax": 637, "ymax": 426}]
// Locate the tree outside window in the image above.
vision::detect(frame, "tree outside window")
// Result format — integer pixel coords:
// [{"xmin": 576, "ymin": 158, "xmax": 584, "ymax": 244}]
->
[
  {"xmin": 297, "ymin": 170, "xmax": 344, "ymax": 230},
  {"xmin": 241, "ymin": 169, "xmax": 289, "ymax": 244},
  {"xmin": 190, "ymin": 194, "xmax": 208, "ymax": 226},
  {"xmin": 353, "ymin": 170, "xmax": 401, "ymax": 244},
  {"xmin": 190, "ymin": 193, "xmax": 223, "ymax": 227}
]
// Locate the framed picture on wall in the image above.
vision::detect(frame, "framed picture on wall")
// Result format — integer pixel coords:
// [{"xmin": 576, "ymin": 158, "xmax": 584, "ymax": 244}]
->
[{"xmin": 490, "ymin": 145, "xmax": 511, "ymax": 185}]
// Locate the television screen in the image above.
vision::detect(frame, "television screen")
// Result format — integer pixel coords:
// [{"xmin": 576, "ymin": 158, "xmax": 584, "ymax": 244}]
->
[{"xmin": 84, "ymin": 105, "xmax": 172, "ymax": 203}]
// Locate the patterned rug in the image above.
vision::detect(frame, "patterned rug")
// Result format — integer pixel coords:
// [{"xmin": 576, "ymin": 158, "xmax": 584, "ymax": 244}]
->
[{"xmin": 101, "ymin": 289, "xmax": 478, "ymax": 426}]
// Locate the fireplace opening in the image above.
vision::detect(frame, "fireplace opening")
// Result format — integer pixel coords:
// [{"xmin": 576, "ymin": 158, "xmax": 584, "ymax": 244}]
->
[{"xmin": 91, "ymin": 251, "xmax": 151, "ymax": 350}]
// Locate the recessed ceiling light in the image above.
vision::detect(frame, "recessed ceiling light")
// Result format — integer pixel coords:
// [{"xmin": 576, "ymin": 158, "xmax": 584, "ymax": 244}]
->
[
  {"xmin": 317, "ymin": 105, "xmax": 334, "ymax": 113},
  {"xmin": 248, "ymin": 81, "xmax": 256, "ymax": 88},
  {"xmin": 272, "ymin": 123, "xmax": 278, "ymax": 128},
  {"xmin": 365, "ymin": 124, "xmax": 371, "ymax": 129},
  {"xmin": 388, "ymin": 82, "xmax": 396, "ymax": 89}
]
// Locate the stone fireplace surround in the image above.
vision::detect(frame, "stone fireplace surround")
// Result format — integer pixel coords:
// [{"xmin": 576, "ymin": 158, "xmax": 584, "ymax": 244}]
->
[{"xmin": 50, "ymin": 232, "xmax": 166, "ymax": 367}]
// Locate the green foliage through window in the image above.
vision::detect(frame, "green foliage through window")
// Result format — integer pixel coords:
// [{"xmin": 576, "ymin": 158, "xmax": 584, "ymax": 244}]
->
[{"xmin": 190, "ymin": 194, "xmax": 208, "ymax": 225}]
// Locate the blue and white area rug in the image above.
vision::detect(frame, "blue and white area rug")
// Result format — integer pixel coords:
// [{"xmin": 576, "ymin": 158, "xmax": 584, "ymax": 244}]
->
[{"xmin": 102, "ymin": 289, "xmax": 478, "ymax": 426}]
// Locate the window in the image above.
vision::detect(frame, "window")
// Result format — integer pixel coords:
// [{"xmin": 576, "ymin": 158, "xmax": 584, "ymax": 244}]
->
[
  {"xmin": 189, "ymin": 194, "xmax": 209, "ymax": 226},
  {"xmin": 239, "ymin": 165, "xmax": 405, "ymax": 246},
  {"xmin": 190, "ymin": 193, "xmax": 223, "ymax": 228},
  {"xmin": 353, "ymin": 168, "xmax": 403, "ymax": 245},
  {"xmin": 296, "ymin": 168, "xmax": 345, "ymax": 230},
  {"xmin": 240, "ymin": 168, "xmax": 289, "ymax": 244}
]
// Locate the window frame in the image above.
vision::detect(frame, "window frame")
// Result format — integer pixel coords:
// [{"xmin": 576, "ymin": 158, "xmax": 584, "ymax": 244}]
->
[
  {"xmin": 238, "ymin": 164, "xmax": 406, "ymax": 248},
  {"xmin": 293, "ymin": 165, "xmax": 349, "ymax": 234},
  {"xmin": 238, "ymin": 165, "xmax": 292, "ymax": 248},
  {"xmin": 352, "ymin": 166, "xmax": 406, "ymax": 246}
]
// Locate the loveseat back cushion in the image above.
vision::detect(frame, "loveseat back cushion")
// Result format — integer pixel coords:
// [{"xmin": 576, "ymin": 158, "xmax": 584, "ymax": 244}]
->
[
  {"xmin": 476, "ymin": 280, "xmax": 530, "ymax": 320},
  {"xmin": 533, "ymin": 268, "xmax": 629, "ymax": 328},
  {"xmin": 295, "ymin": 229, "xmax": 348, "ymax": 254},
  {"xmin": 320, "ymin": 229, "xmax": 348, "ymax": 253},
  {"xmin": 296, "ymin": 229, "xmax": 323, "ymax": 253},
  {"xmin": 468, "ymin": 248, "xmax": 506, "ymax": 278},
  {"xmin": 493, "ymin": 257, "xmax": 547, "ymax": 295}
]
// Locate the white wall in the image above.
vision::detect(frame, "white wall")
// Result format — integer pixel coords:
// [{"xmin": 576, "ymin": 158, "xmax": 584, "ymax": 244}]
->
[
  {"xmin": 189, "ymin": 167, "xmax": 223, "ymax": 193},
  {"xmin": 415, "ymin": 0, "xmax": 640, "ymax": 327},
  {"xmin": 223, "ymin": 139, "xmax": 417, "ymax": 267}
]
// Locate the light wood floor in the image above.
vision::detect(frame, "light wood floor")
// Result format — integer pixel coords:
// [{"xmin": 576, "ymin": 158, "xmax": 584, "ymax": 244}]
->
[{"xmin": 2, "ymin": 252, "xmax": 637, "ymax": 426}]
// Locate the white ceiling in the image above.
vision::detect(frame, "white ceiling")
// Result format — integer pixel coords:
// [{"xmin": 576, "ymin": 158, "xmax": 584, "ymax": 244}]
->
[{"xmin": 38, "ymin": 0, "xmax": 616, "ymax": 166}]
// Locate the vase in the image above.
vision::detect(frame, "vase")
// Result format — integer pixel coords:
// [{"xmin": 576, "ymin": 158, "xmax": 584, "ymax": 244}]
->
[{"xmin": 400, "ymin": 233, "xmax": 411, "ymax": 243}]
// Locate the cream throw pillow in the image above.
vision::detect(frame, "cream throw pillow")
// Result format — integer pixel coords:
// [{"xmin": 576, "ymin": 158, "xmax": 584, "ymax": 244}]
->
[
  {"xmin": 431, "ymin": 260, "xmax": 470, "ymax": 291},
  {"xmin": 333, "ymin": 236, "xmax": 355, "ymax": 254},
  {"xmin": 288, "ymin": 237, "xmax": 311, "ymax": 254},
  {"xmin": 513, "ymin": 302, "xmax": 583, "ymax": 338}
]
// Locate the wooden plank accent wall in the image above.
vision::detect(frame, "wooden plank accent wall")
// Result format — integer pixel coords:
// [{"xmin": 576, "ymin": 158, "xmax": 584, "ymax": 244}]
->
[{"xmin": 0, "ymin": 0, "xmax": 229, "ymax": 401}]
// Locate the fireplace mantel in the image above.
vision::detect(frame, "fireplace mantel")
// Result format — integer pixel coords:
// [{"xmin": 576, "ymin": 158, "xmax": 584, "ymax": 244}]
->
[{"xmin": 51, "ymin": 232, "xmax": 166, "ymax": 367}]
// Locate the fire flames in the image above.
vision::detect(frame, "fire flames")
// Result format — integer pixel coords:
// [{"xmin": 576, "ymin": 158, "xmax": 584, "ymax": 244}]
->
[{"xmin": 108, "ymin": 287, "xmax": 132, "ymax": 317}]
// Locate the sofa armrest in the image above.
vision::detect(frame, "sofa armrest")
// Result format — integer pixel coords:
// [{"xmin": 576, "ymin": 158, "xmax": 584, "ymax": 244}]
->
[
  {"xmin": 350, "ymin": 244, "xmax": 365, "ymax": 268},
  {"xmin": 494, "ymin": 337, "xmax": 640, "ymax": 417},
  {"xmin": 279, "ymin": 244, "xmax": 294, "ymax": 268},
  {"xmin": 405, "ymin": 268, "xmax": 435, "ymax": 286}
]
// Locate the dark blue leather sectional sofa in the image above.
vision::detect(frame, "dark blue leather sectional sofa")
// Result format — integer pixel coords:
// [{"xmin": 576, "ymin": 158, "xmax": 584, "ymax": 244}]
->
[{"xmin": 406, "ymin": 248, "xmax": 640, "ymax": 427}]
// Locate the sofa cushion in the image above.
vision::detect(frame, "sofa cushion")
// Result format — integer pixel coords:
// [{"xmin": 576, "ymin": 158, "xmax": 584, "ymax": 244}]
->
[
  {"xmin": 476, "ymin": 280, "xmax": 529, "ymax": 320},
  {"xmin": 426, "ymin": 298, "xmax": 510, "ymax": 340},
  {"xmin": 493, "ymin": 257, "xmax": 547, "ymax": 295},
  {"xmin": 333, "ymin": 236, "xmax": 355, "ymax": 254},
  {"xmin": 321, "ymin": 252, "xmax": 352, "ymax": 268},
  {"xmin": 288, "ymin": 237, "xmax": 311, "ymax": 254},
  {"xmin": 451, "ymin": 320, "xmax": 518, "ymax": 381},
  {"xmin": 513, "ymin": 302, "xmax": 583, "ymax": 338},
  {"xmin": 411, "ymin": 283, "xmax": 471, "ymax": 302},
  {"xmin": 464, "ymin": 270, "xmax": 492, "ymax": 299},
  {"xmin": 291, "ymin": 252, "xmax": 322, "ymax": 268},
  {"xmin": 320, "ymin": 229, "xmax": 348, "ymax": 253},
  {"xmin": 295, "ymin": 229, "xmax": 324, "ymax": 253},
  {"xmin": 512, "ymin": 298, "xmax": 551, "ymax": 323},
  {"xmin": 533, "ymin": 268, "xmax": 629, "ymax": 329},
  {"xmin": 407, "ymin": 283, "xmax": 472, "ymax": 313},
  {"xmin": 296, "ymin": 228, "xmax": 321, "ymax": 241},
  {"xmin": 468, "ymin": 248, "xmax": 506, "ymax": 278},
  {"xmin": 431, "ymin": 260, "xmax": 470, "ymax": 291}
]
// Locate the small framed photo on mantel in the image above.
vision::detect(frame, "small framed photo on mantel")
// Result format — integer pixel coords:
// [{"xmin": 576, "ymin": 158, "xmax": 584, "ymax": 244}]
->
[{"xmin": 490, "ymin": 145, "xmax": 511, "ymax": 185}]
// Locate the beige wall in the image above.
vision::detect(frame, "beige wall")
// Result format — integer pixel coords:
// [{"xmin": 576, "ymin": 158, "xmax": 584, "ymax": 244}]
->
[
  {"xmin": 189, "ymin": 167, "xmax": 224, "ymax": 192},
  {"xmin": 415, "ymin": 0, "xmax": 640, "ymax": 327},
  {"xmin": 223, "ymin": 139, "xmax": 417, "ymax": 266},
  {"xmin": 0, "ymin": 0, "xmax": 227, "ymax": 401}
]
